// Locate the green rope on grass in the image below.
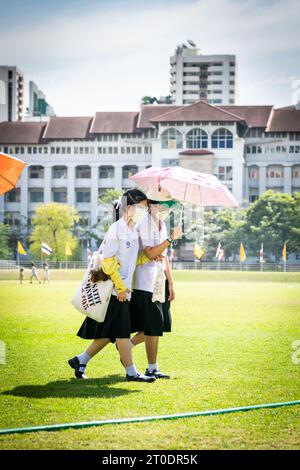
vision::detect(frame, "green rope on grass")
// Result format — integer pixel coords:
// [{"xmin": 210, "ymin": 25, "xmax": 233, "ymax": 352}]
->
[{"xmin": 1, "ymin": 399, "xmax": 299, "ymax": 436}]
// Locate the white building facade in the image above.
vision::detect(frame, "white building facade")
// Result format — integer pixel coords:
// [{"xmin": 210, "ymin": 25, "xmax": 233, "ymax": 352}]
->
[
  {"xmin": 0, "ymin": 101, "xmax": 299, "ymax": 247},
  {"xmin": 170, "ymin": 45, "xmax": 236, "ymax": 105}
]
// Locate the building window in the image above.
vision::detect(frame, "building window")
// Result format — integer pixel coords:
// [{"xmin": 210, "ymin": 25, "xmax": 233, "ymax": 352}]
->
[
  {"xmin": 162, "ymin": 159, "xmax": 179, "ymax": 168},
  {"xmin": 161, "ymin": 128, "xmax": 183, "ymax": 149},
  {"xmin": 29, "ymin": 165, "xmax": 44, "ymax": 179},
  {"xmin": 99, "ymin": 166, "xmax": 114, "ymax": 179},
  {"xmin": 4, "ymin": 187, "xmax": 21, "ymax": 202},
  {"xmin": 216, "ymin": 166, "xmax": 232, "ymax": 181},
  {"xmin": 267, "ymin": 166, "xmax": 284, "ymax": 178},
  {"xmin": 248, "ymin": 166, "xmax": 259, "ymax": 179},
  {"xmin": 186, "ymin": 128, "xmax": 208, "ymax": 149},
  {"xmin": 29, "ymin": 189, "xmax": 44, "ymax": 203},
  {"xmin": 76, "ymin": 165, "xmax": 91, "ymax": 178},
  {"xmin": 76, "ymin": 189, "xmax": 91, "ymax": 203},
  {"xmin": 292, "ymin": 166, "xmax": 300, "ymax": 178},
  {"xmin": 122, "ymin": 165, "xmax": 138, "ymax": 179},
  {"xmin": 211, "ymin": 128, "xmax": 233, "ymax": 149},
  {"xmin": 52, "ymin": 166, "xmax": 67, "ymax": 179},
  {"xmin": 52, "ymin": 189, "xmax": 67, "ymax": 203}
]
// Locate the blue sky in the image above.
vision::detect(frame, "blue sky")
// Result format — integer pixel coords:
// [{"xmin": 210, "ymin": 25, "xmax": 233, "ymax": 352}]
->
[{"xmin": 0, "ymin": 0, "xmax": 299, "ymax": 115}]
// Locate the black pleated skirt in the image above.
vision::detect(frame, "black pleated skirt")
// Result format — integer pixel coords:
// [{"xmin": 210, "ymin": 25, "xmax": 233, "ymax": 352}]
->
[
  {"xmin": 129, "ymin": 289, "xmax": 164, "ymax": 336},
  {"xmin": 77, "ymin": 295, "xmax": 131, "ymax": 341},
  {"xmin": 162, "ymin": 280, "xmax": 172, "ymax": 332}
]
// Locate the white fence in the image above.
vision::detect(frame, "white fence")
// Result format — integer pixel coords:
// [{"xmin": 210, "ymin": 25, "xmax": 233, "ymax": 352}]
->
[{"xmin": 0, "ymin": 259, "xmax": 299, "ymax": 272}]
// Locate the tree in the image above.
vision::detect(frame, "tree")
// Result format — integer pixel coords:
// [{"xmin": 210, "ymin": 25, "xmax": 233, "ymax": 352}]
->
[
  {"xmin": 29, "ymin": 203, "xmax": 79, "ymax": 261},
  {"xmin": 244, "ymin": 190, "xmax": 299, "ymax": 261},
  {"xmin": 204, "ymin": 207, "xmax": 247, "ymax": 260},
  {"xmin": 0, "ymin": 224, "xmax": 12, "ymax": 259}
]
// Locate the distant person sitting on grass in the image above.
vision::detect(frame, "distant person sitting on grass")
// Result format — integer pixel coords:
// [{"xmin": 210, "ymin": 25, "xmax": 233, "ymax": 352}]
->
[
  {"xmin": 30, "ymin": 263, "xmax": 41, "ymax": 284},
  {"xmin": 43, "ymin": 262, "xmax": 50, "ymax": 284},
  {"xmin": 19, "ymin": 268, "xmax": 24, "ymax": 284}
]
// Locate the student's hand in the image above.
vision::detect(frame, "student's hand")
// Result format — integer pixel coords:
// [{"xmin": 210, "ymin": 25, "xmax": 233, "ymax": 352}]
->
[
  {"xmin": 168, "ymin": 283, "xmax": 175, "ymax": 302},
  {"xmin": 171, "ymin": 226, "xmax": 183, "ymax": 241},
  {"xmin": 155, "ymin": 255, "xmax": 165, "ymax": 262},
  {"xmin": 117, "ymin": 289, "xmax": 130, "ymax": 302}
]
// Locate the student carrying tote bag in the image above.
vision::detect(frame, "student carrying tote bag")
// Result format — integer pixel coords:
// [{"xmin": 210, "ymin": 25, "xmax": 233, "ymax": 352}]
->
[{"xmin": 71, "ymin": 251, "xmax": 113, "ymax": 323}]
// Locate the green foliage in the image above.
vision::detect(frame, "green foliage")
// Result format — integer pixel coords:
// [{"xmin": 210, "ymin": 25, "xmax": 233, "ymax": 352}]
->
[
  {"xmin": 0, "ymin": 224, "xmax": 12, "ymax": 259},
  {"xmin": 98, "ymin": 189, "xmax": 122, "ymax": 205},
  {"xmin": 244, "ymin": 191, "xmax": 300, "ymax": 260},
  {"xmin": 29, "ymin": 203, "xmax": 79, "ymax": 261},
  {"xmin": 201, "ymin": 191, "xmax": 300, "ymax": 260}
]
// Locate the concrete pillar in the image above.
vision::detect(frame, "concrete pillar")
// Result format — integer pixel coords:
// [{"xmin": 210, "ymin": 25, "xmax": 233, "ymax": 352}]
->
[
  {"xmin": 67, "ymin": 165, "xmax": 75, "ymax": 207},
  {"xmin": 0, "ymin": 195, "xmax": 4, "ymax": 223},
  {"xmin": 283, "ymin": 165, "xmax": 292, "ymax": 194},
  {"xmin": 114, "ymin": 166, "xmax": 122, "ymax": 191},
  {"xmin": 244, "ymin": 165, "xmax": 249, "ymax": 201},
  {"xmin": 20, "ymin": 165, "xmax": 28, "ymax": 220},
  {"xmin": 259, "ymin": 165, "xmax": 267, "ymax": 195},
  {"xmin": 91, "ymin": 165, "xmax": 98, "ymax": 226},
  {"xmin": 44, "ymin": 165, "xmax": 52, "ymax": 203}
]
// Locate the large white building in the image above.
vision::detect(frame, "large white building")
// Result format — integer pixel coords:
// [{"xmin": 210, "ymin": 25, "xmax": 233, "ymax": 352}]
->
[
  {"xmin": 0, "ymin": 66, "xmax": 24, "ymax": 122},
  {"xmin": 0, "ymin": 100, "xmax": 299, "ymax": 248},
  {"xmin": 170, "ymin": 44, "xmax": 236, "ymax": 105}
]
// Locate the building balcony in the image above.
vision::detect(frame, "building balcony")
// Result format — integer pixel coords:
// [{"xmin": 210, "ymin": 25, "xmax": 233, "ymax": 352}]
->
[
  {"xmin": 99, "ymin": 178, "xmax": 114, "ymax": 188},
  {"xmin": 75, "ymin": 178, "xmax": 92, "ymax": 188},
  {"xmin": 28, "ymin": 178, "xmax": 44, "ymax": 188},
  {"xmin": 266, "ymin": 178, "xmax": 284, "ymax": 187},
  {"xmin": 248, "ymin": 179, "xmax": 259, "ymax": 188},
  {"xmin": 4, "ymin": 202, "xmax": 20, "ymax": 211}
]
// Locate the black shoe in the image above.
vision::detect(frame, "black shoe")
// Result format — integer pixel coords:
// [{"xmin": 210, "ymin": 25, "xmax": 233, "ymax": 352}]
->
[
  {"xmin": 126, "ymin": 373, "xmax": 156, "ymax": 383},
  {"xmin": 145, "ymin": 368, "xmax": 170, "ymax": 379},
  {"xmin": 68, "ymin": 356, "xmax": 88, "ymax": 379}
]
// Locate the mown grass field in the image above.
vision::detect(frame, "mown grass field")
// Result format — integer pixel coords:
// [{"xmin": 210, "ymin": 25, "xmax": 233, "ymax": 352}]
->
[{"xmin": 0, "ymin": 270, "xmax": 299, "ymax": 450}]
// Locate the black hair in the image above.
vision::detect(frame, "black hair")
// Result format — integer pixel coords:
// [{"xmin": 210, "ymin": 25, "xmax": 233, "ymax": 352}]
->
[{"xmin": 113, "ymin": 188, "xmax": 147, "ymax": 221}]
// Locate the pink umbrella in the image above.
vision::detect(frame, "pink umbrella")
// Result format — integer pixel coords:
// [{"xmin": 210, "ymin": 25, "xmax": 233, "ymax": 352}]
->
[{"xmin": 130, "ymin": 166, "xmax": 239, "ymax": 207}]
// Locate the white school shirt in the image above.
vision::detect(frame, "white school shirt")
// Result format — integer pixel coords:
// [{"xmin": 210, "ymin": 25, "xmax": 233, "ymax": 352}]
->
[
  {"xmin": 98, "ymin": 217, "xmax": 139, "ymax": 296},
  {"xmin": 133, "ymin": 213, "xmax": 167, "ymax": 293}
]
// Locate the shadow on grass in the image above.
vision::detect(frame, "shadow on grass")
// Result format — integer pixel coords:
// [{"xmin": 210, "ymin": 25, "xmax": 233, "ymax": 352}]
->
[{"xmin": 2, "ymin": 375, "xmax": 141, "ymax": 399}]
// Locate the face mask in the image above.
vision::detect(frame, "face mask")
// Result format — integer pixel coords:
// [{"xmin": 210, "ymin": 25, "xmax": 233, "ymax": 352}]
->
[
  {"xmin": 132, "ymin": 205, "xmax": 147, "ymax": 223},
  {"xmin": 157, "ymin": 205, "xmax": 170, "ymax": 221}
]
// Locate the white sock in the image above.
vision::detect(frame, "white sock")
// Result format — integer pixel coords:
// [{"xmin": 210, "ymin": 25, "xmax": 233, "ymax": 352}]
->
[
  {"xmin": 148, "ymin": 363, "xmax": 158, "ymax": 372},
  {"xmin": 125, "ymin": 364, "xmax": 138, "ymax": 377},
  {"xmin": 77, "ymin": 352, "xmax": 91, "ymax": 372}
]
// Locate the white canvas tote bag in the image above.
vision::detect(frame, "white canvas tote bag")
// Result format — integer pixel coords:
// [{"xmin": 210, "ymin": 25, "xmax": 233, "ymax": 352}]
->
[{"xmin": 71, "ymin": 251, "xmax": 113, "ymax": 323}]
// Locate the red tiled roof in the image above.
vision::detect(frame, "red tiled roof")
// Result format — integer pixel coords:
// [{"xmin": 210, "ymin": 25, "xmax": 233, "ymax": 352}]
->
[
  {"xmin": 90, "ymin": 112, "xmax": 139, "ymax": 134},
  {"xmin": 43, "ymin": 116, "xmax": 92, "ymax": 139},
  {"xmin": 137, "ymin": 105, "xmax": 180, "ymax": 128},
  {"xmin": 150, "ymin": 100, "xmax": 245, "ymax": 123},
  {"xmin": 265, "ymin": 108, "xmax": 300, "ymax": 132},
  {"xmin": 0, "ymin": 121, "xmax": 46, "ymax": 144},
  {"xmin": 220, "ymin": 105, "xmax": 273, "ymax": 128},
  {"xmin": 179, "ymin": 150, "xmax": 214, "ymax": 156}
]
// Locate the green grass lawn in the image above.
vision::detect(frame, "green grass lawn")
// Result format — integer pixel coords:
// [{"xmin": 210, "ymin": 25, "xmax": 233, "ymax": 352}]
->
[{"xmin": 0, "ymin": 270, "xmax": 299, "ymax": 450}]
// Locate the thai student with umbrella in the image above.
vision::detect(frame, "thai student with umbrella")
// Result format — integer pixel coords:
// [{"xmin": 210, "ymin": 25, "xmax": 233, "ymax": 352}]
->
[
  {"xmin": 68, "ymin": 189, "xmax": 156, "ymax": 383},
  {"xmin": 129, "ymin": 196, "xmax": 182, "ymax": 379}
]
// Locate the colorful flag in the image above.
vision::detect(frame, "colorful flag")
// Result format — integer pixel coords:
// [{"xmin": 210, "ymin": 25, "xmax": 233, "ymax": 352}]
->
[
  {"xmin": 17, "ymin": 240, "xmax": 27, "ymax": 255},
  {"xmin": 65, "ymin": 242, "xmax": 72, "ymax": 256},
  {"xmin": 259, "ymin": 243, "xmax": 264, "ymax": 263},
  {"xmin": 215, "ymin": 242, "xmax": 221, "ymax": 258},
  {"xmin": 194, "ymin": 242, "xmax": 204, "ymax": 260},
  {"xmin": 41, "ymin": 242, "xmax": 52, "ymax": 256},
  {"xmin": 282, "ymin": 242, "xmax": 287, "ymax": 262},
  {"xmin": 240, "ymin": 242, "xmax": 246, "ymax": 262}
]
